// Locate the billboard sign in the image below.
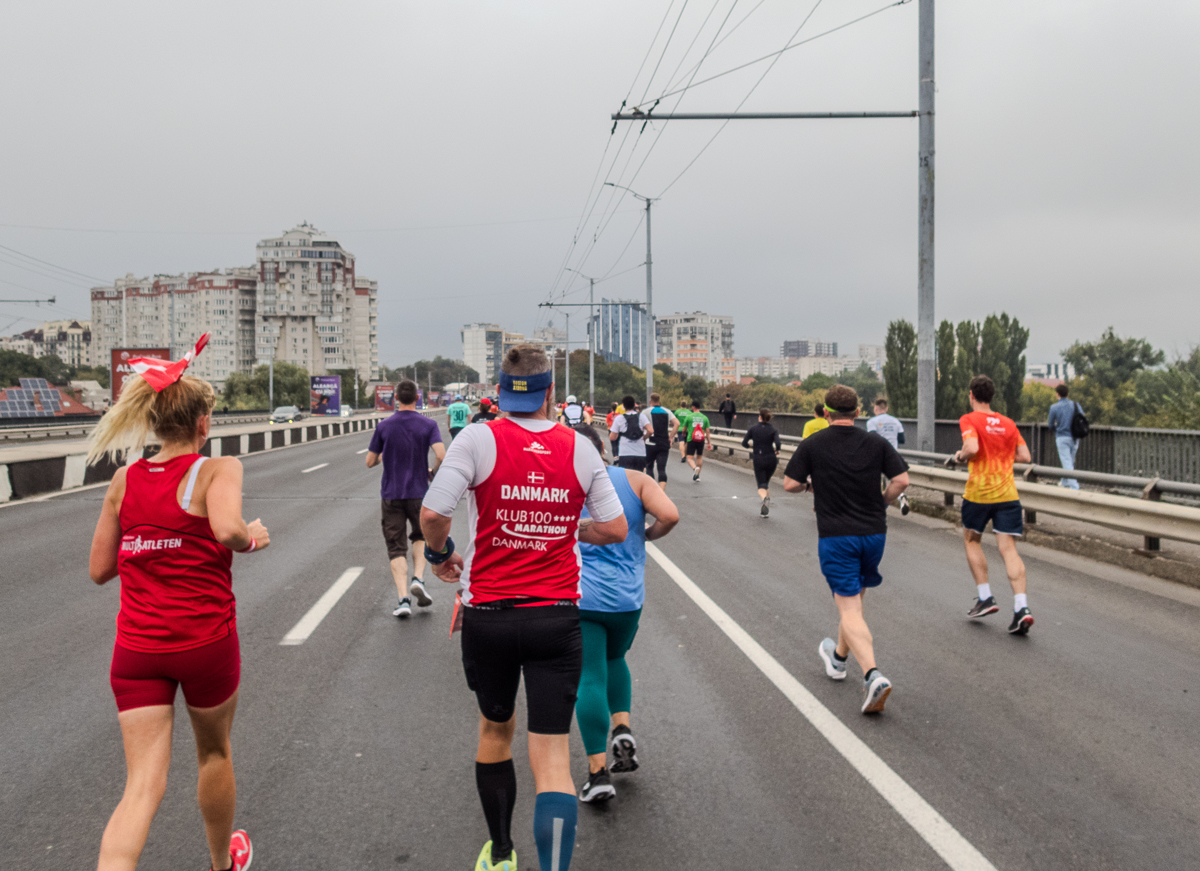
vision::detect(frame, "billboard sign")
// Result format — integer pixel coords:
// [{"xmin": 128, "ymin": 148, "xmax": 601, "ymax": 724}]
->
[
  {"xmin": 310, "ymin": 375, "xmax": 341, "ymax": 416},
  {"xmin": 111, "ymin": 348, "xmax": 169, "ymax": 403},
  {"xmin": 374, "ymin": 386, "xmax": 395, "ymax": 412}
]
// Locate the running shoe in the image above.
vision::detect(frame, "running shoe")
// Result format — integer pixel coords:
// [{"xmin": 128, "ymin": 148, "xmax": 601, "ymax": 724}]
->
[
  {"xmin": 610, "ymin": 725, "xmax": 639, "ymax": 773},
  {"xmin": 818, "ymin": 637, "xmax": 847, "ymax": 681},
  {"xmin": 579, "ymin": 767, "xmax": 616, "ymax": 803},
  {"xmin": 410, "ymin": 578, "xmax": 432, "ymax": 608},
  {"xmin": 692, "ymin": 468, "xmax": 701, "ymax": 482},
  {"xmin": 967, "ymin": 596, "xmax": 999, "ymax": 619},
  {"xmin": 897, "ymin": 493, "xmax": 910, "ymax": 516},
  {"xmin": 474, "ymin": 840, "xmax": 517, "ymax": 871},
  {"xmin": 228, "ymin": 830, "xmax": 253, "ymax": 871},
  {"xmin": 392, "ymin": 597, "xmax": 412, "ymax": 618},
  {"xmin": 760, "ymin": 495, "xmax": 770, "ymax": 517},
  {"xmin": 861, "ymin": 673, "xmax": 892, "ymax": 714},
  {"xmin": 1008, "ymin": 607, "xmax": 1034, "ymax": 635}
]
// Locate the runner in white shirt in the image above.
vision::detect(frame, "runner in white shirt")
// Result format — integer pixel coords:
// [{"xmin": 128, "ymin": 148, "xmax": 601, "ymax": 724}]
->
[
  {"xmin": 420, "ymin": 345, "xmax": 626, "ymax": 871},
  {"xmin": 609, "ymin": 394, "xmax": 649, "ymax": 470},
  {"xmin": 866, "ymin": 397, "xmax": 910, "ymax": 515}
]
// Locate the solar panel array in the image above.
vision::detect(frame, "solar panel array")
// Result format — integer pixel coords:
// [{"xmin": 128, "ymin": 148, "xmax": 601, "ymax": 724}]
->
[{"xmin": 0, "ymin": 378, "xmax": 62, "ymax": 418}]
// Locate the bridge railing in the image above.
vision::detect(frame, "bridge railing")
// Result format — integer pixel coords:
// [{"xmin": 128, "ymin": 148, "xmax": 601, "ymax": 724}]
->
[{"xmin": 705, "ymin": 426, "xmax": 1200, "ymax": 550}]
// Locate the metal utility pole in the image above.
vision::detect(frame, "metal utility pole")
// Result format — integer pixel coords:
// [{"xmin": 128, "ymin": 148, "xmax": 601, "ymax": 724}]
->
[
  {"xmin": 565, "ymin": 268, "xmax": 598, "ymax": 410},
  {"xmin": 268, "ymin": 356, "xmax": 274, "ymax": 410},
  {"xmin": 564, "ymin": 311, "xmax": 570, "ymax": 400},
  {"xmin": 604, "ymin": 183, "xmax": 657, "ymax": 407},
  {"xmin": 611, "ymin": 3, "xmax": 934, "ymax": 431},
  {"xmin": 916, "ymin": 0, "xmax": 936, "ymax": 452}
]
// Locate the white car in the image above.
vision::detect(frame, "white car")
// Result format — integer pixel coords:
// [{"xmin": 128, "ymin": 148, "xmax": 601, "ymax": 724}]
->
[{"xmin": 270, "ymin": 405, "xmax": 303, "ymax": 424}]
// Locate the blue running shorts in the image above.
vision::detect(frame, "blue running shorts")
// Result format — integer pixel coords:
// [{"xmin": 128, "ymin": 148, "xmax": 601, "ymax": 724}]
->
[
  {"xmin": 961, "ymin": 499, "xmax": 1024, "ymax": 536},
  {"xmin": 817, "ymin": 534, "xmax": 887, "ymax": 598}
]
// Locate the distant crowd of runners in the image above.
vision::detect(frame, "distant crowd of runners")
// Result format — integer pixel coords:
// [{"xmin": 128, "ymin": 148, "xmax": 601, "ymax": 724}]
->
[{"xmin": 85, "ymin": 334, "xmax": 1033, "ymax": 871}]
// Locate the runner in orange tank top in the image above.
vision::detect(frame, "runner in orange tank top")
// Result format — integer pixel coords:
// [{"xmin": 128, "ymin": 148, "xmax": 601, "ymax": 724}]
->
[{"xmin": 953, "ymin": 375, "xmax": 1035, "ymax": 634}]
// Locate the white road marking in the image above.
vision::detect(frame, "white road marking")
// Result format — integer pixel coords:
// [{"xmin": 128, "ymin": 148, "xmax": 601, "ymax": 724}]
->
[
  {"xmin": 280, "ymin": 567, "xmax": 364, "ymax": 645},
  {"xmin": 645, "ymin": 543, "xmax": 997, "ymax": 871},
  {"xmin": 301, "ymin": 463, "xmax": 329, "ymax": 473},
  {"xmin": 356, "ymin": 449, "xmax": 369, "ymax": 455}
]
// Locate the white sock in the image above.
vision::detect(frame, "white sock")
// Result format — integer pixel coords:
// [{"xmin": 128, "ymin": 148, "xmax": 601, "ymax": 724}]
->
[
  {"xmin": 976, "ymin": 583, "xmax": 992, "ymax": 601},
  {"xmin": 1013, "ymin": 593, "xmax": 1028, "ymax": 611}
]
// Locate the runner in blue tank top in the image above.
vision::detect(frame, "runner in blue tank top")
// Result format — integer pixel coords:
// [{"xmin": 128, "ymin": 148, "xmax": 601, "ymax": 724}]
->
[{"xmin": 571, "ymin": 425, "xmax": 679, "ymax": 803}]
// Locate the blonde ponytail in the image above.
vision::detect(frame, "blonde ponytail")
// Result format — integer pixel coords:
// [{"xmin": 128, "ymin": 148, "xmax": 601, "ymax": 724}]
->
[{"xmin": 87, "ymin": 375, "xmax": 215, "ymax": 466}]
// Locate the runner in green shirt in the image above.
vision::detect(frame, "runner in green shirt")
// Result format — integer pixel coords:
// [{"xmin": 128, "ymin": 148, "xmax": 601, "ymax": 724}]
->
[
  {"xmin": 674, "ymin": 406, "xmax": 693, "ymax": 463},
  {"xmin": 447, "ymin": 395, "xmax": 471, "ymax": 440},
  {"xmin": 684, "ymin": 402, "xmax": 710, "ymax": 482}
]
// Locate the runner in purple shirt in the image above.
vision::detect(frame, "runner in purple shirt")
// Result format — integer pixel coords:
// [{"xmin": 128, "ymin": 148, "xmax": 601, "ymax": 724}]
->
[{"xmin": 366, "ymin": 379, "xmax": 446, "ymax": 618}]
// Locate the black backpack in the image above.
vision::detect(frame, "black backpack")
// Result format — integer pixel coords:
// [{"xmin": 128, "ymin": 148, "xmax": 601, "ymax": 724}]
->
[{"xmin": 1070, "ymin": 402, "xmax": 1090, "ymax": 440}]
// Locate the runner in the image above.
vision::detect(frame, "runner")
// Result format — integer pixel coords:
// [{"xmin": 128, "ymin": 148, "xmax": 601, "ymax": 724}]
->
[
  {"xmin": 954, "ymin": 375, "xmax": 1035, "ymax": 634},
  {"xmin": 471, "ymin": 397, "xmax": 498, "ymax": 424},
  {"xmin": 866, "ymin": 397, "xmax": 910, "ymax": 515},
  {"xmin": 609, "ymin": 394, "xmax": 649, "ymax": 470},
  {"xmin": 641, "ymin": 392, "xmax": 678, "ymax": 490},
  {"xmin": 561, "ymin": 394, "xmax": 585, "ymax": 427},
  {"xmin": 605, "ymin": 403, "xmax": 618, "ymax": 430},
  {"xmin": 85, "ymin": 337, "xmax": 262, "ymax": 871},
  {"xmin": 742, "ymin": 407, "xmax": 782, "ymax": 517},
  {"xmin": 674, "ymin": 403, "xmax": 693, "ymax": 463},
  {"xmin": 366, "ymin": 378, "xmax": 446, "ymax": 618},
  {"xmin": 684, "ymin": 401, "xmax": 710, "ymax": 482},
  {"xmin": 782, "ymin": 385, "xmax": 910, "ymax": 714},
  {"xmin": 448, "ymin": 394, "xmax": 472, "ymax": 440},
  {"xmin": 420, "ymin": 344, "xmax": 627, "ymax": 871},
  {"xmin": 571, "ymin": 425, "xmax": 679, "ymax": 804},
  {"xmin": 802, "ymin": 403, "xmax": 829, "ymax": 438}
]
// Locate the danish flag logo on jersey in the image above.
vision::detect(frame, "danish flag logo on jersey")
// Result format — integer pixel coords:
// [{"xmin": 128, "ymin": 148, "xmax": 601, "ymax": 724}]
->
[{"xmin": 528, "ymin": 472, "xmax": 545, "ymax": 484}]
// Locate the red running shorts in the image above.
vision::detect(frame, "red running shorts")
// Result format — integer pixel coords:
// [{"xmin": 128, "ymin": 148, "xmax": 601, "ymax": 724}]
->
[{"xmin": 109, "ymin": 631, "xmax": 240, "ymax": 712}]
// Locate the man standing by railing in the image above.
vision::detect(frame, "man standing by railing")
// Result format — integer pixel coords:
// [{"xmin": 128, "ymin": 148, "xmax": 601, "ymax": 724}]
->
[
  {"xmin": 1047, "ymin": 384, "xmax": 1083, "ymax": 489},
  {"xmin": 954, "ymin": 375, "xmax": 1035, "ymax": 634}
]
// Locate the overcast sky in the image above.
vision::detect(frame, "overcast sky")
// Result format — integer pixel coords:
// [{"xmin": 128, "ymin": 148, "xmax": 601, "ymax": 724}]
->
[{"xmin": 1, "ymin": 0, "xmax": 1197, "ymax": 368}]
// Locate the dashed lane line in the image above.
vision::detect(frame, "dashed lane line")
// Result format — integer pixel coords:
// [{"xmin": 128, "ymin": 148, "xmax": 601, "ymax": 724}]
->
[
  {"xmin": 280, "ymin": 567, "xmax": 364, "ymax": 646},
  {"xmin": 356, "ymin": 449, "xmax": 369, "ymax": 455},
  {"xmin": 645, "ymin": 543, "xmax": 998, "ymax": 871},
  {"xmin": 301, "ymin": 463, "xmax": 330, "ymax": 473}
]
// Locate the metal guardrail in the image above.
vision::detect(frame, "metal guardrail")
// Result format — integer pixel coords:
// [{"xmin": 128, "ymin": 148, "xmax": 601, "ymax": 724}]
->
[{"xmin": 706, "ymin": 427, "xmax": 1200, "ymax": 550}]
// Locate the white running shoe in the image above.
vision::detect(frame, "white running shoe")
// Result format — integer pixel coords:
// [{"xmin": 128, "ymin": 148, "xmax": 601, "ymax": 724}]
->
[
  {"xmin": 410, "ymin": 578, "xmax": 432, "ymax": 607},
  {"xmin": 861, "ymin": 672, "xmax": 892, "ymax": 714},
  {"xmin": 819, "ymin": 638, "xmax": 847, "ymax": 680},
  {"xmin": 392, "ymin": 597, "xmax": 412, "ymax": 618}
]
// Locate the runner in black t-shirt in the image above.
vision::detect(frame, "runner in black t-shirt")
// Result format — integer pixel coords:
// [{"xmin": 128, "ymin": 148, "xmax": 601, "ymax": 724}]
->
[
  {"xmin": 470, "ymin": 397, "xmax": 498, "ymax": 424},
  {"xmin": 783, "ymin": 385, "xmax": 909, "ymax": 715},
  {"xmin": 742, "ymin": 408, "xmax": 781, "ymax": 517}
]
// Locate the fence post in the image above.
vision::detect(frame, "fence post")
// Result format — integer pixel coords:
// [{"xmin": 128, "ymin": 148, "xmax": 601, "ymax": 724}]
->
[
  {"xmin": 1141, "ymin": 477, "xmax": 1162, "ymax": 552},
  {"xmin": 1022, "ymin": 466, "xmax": 1038, "ymax": 525}
]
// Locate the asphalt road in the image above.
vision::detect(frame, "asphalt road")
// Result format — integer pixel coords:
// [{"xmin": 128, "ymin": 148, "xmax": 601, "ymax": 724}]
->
[{"xmin": 2, "ymin": 422, "xmax": 1199, "ymax": 870}]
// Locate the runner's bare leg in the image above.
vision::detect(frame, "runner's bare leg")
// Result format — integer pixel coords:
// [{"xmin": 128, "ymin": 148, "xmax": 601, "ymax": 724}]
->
[{"xmin": 833, "ymin": 592, "xmax": 876, "ymax": 675}]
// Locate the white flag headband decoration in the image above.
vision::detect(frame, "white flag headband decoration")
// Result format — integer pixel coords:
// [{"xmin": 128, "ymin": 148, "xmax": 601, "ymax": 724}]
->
[{"xmin": 128, "ymin": 333, "xmax": 211, "ymax": 392}]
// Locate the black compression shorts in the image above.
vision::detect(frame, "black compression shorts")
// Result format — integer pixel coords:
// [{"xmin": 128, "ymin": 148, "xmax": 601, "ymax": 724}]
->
[
  {"xmin": 644, "ymin": 444, "xmax": 669, "ymax": 482},
  {"xmin": 461, "ymin": 604, "xmax": 582, "ymax": 734},
  {"xmin": 686, "ymin": 439, "xmax": 707, "ymax": 457},
  {"xmin": 754, "ymin": 459, "xmax": 778, "ymax": 488}
]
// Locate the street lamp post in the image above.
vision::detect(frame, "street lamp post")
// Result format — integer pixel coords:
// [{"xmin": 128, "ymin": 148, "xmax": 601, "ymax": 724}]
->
[
  {"xmin": 565, "ymin": 267, "xmax": 597, "ymax": 410},
  {"xmin": 604, "ymin": 183, "xmax": 658, "ymax": 407}
]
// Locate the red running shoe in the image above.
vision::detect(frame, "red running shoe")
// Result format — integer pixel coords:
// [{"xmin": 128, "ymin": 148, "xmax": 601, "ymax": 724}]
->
[{"xmin": 229, "ymin": 830, "xmax": 253, "ymax": 871}]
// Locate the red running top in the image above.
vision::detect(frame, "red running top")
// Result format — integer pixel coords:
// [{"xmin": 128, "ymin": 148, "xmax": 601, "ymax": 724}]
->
[{"xmin": 116, "ymin": 453, "xmax": 235, "ymax": 652}]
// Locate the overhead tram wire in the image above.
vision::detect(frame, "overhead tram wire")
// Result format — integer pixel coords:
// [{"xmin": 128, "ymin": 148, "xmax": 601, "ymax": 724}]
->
[
  {"xmin": 662, "ymin": 0, "xmax": 771, "ymax": 95},
  {"xmin": 660, "ymin": 0, "xmax": 728, "ymax": 99},
  {"xmin": 660, "ymin": 0, "xmax": 830, "ymax": 195},
  {"xmin": 630, "ymin": 0, "xmax": 913, "ymax": 112},
  {"xmin": 0, "ymin": 242, "xmax": 110, "ymax": 284}
]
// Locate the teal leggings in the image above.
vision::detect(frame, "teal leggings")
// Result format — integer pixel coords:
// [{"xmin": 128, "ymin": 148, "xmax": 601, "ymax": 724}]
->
[{"xmin": 575, "ymin": 609, "xmax": 642, "ymax": 756}]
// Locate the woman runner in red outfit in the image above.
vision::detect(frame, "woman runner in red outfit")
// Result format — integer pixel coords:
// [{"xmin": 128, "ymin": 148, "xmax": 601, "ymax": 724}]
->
[{"xmin": 87, "ymin": 353, "xmax": 266, "ymax": 871}]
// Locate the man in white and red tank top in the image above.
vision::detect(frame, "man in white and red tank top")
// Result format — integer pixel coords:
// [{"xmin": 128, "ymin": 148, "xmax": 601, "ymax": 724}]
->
[{"xmin": 421, "ymin": 345, "xmax": 626, "ymax": 871}]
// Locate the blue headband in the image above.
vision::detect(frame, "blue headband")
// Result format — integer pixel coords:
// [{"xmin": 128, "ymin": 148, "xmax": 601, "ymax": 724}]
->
[{"xmin": 499, "ymin": 369, "xmax": 553, "ymax": 394}]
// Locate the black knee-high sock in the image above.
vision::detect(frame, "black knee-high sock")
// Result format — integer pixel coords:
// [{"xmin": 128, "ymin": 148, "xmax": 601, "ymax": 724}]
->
[{"xmin": 476, "ymin": 760, "xmax": 517, "ymax": 861}]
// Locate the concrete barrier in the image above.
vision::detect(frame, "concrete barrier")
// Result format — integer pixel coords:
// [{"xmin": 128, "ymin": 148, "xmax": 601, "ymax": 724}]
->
[{"xmin": 0, "ymin": 411, "xmax": 449, "ymax": 504}]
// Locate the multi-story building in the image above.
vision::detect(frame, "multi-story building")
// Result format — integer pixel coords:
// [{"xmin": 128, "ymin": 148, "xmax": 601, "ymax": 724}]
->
[
  {"xmin": 462, "ymin": 323, "xmax": 505, "ymax": 385},
  {"xmin": 736, "ymin": 354, "xmax": 878, "ymax": 382},
  {"xmin": 91, "ymin": 269, "xmax": 257, "ymax": 386},
  {"xmin": 89, "ymin": 223, "xmax": 379, "ymax": 390},
  {"xmin": 255, "ymin": 223, "xmax": 378, "ymax": 384},
  {"xmin": 858, "ymin": 344, "xmax": 886, "ymax": 368},
  {"xmin": 594, "ymin": 299, "xmax": 649, "ymax": 369},
  {"xmin": 2, "ymin": 320, "xmax": 92, "ymax": 366},
  {"xmin": 656, "ymin": 312, "xmax": 736, "ymax": 383},
  {"xmin": 781, "ymin": 338, "xmax": 838, "ymax": 358}
]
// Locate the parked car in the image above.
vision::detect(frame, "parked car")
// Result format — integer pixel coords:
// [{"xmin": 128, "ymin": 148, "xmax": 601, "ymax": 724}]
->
[
  {"xmin": 340, "ymin": 407, "xmax": 352, "ymax": 417},
  {"xmin": 270, "ymin": 405, "xmax": 304, "ymax": 424}
]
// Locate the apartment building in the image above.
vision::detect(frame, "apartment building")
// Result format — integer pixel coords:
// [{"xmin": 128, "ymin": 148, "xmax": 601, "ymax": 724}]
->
[
  {"xmin": 90, "ymin": 224, "xmax": 379, "ymax": 390},
  {"xmin": 656, "ymin": 311, "xmax": 736, "ymax": 383},
  {"xmin": 461, "ymin": 323, "xmax": 505, "ymax": 385},
  {"xmin": 255, "ymin": 224, "xmax": 378, "ymax": 384},
  {"xmin": 781, "ymin": 338, "xmax": 838, "ymax": 358},
  {"xmin": 2, "ymin": 320, "xmax": 92, "ymax": 367},
  {"xmin": 595, "ymin": 299, "xmax": 649, "ymax": 369}
]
